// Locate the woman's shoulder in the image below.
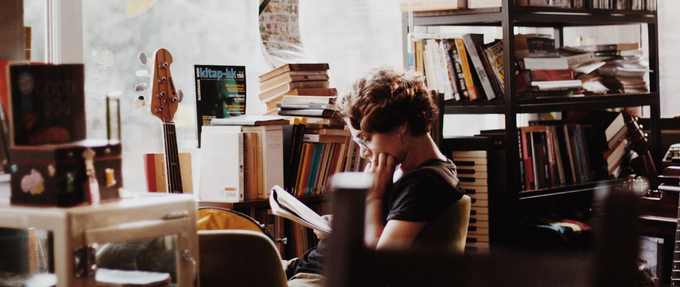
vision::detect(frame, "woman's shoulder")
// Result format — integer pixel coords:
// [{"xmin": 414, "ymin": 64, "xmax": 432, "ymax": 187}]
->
[
  {"xmin": 397, "ymin": 158, "xmax": 457, "ymax": 187},
  {"xmin": 406, "ymin": 158, "xmax": 456, "ymax": 177}
]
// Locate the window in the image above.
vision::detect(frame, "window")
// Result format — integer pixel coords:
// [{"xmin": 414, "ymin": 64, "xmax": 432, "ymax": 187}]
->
[{"xmin": 79, "ymin": 0, "xmax": 404, "ymax": 192}]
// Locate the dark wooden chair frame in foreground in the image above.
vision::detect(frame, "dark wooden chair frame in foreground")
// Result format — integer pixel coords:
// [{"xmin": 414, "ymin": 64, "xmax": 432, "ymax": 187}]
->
[{"xmin": 324, "ymin": 183, "xmax": 642, "ymax": 287}]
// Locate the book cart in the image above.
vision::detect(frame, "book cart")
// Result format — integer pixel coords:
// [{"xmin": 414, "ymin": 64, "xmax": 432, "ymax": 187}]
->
[
  {"xmin": 0, "ymin": 192, "xmax": 198, "ymax": 287},
  {"xmin": 402, "ymin": 0, "xmax": 661, "ymax": 254}
]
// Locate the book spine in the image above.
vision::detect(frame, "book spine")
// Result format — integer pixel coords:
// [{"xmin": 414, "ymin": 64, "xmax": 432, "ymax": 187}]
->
[
  {"xmin": 448, "ymin": 39, "xmax": 469, "ymax": 100},
  {"xmin": 539, "ymin": 130, "xmax": 553, "ymax": 187},
  {"xmin": 571, "ymin": 128, "xmax": 586, "ymax": 183},
  {"xmin": 260, "ymin": 127, "xmax": 284, "ymax": 199},
  {"xmin": 454, "ymin": 38, "xmax": 481, "ymax": 100},
  {"xmin": 305, "ymin": 144, "xmax": 321, "ymax": 195},
  {"xmin": 441, "ymin": 39, "xmax": 461, "ymax": 101},
  {"xmin": 530, "ymin": 131, "xmax": 545, "ymax": 189},
  {"xmin": 483, "ymin": 40, "xmax": 505, "ymax": 95},
  {"xmin": 517, "ymin": 129, "xmax": 526, "ymax": 191},
  {"xmin": 515, "ymin": 37, "xmax": 555, "ymax": 50},
  {"xmin": 415, "ymin": 39, "xmax": 425, "ymax": 77},
  {"xmin": 462, "ymin": 34, "xmax": 497, "ymax": 100},
  {"xmin": 436, "ymin": 39, "xmax": 456, "ymax": 101},
  {"xmin": 529, "ymin": 69, "xmax": 575, "ymax": 82},
  {"xmin": 521, "ymin": 128, "xmax": 535, "ymax": 190}
]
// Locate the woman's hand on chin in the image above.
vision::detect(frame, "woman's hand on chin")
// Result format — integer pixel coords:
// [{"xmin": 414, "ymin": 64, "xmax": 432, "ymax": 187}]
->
[{"xmin": 365, "ymin": 153, "xmax": 397, "ymax": 201}]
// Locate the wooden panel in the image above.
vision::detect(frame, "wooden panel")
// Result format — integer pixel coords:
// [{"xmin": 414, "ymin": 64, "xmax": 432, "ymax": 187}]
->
[{"xmin": 0, "ymin": 0, "xmax": 24, "ymax": 60}]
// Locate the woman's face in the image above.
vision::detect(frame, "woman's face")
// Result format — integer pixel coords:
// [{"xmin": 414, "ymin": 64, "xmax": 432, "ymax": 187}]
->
[{"xmin": 345, "ymin": 118, "xmax": 404, "ymax": 163}]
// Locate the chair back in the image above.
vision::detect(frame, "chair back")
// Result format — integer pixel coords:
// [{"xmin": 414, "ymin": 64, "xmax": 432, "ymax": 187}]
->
[
  {"xmin": 412, "ymin": 194, "xmax": 471, "ymax": 253},
  {"xmin": 198, "ymin": 230, "xmax": 288, "ymax": 287},
  {"xmin": 197, "ymin": 207, "xmax": 274, "ymax": 240}
]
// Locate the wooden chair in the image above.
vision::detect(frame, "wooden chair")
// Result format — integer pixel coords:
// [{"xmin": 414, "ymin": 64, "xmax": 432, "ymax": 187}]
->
[
  {"xmin": 197, "ymin": 207, "xmax": 287, "ymax": 286},
  {"xmin": 198, "ymin": 229, "xmax": 288, "ymax": 287},
  {"xmin": 324, "ymin": 177, "xmax": 641, "ymax": 287}
]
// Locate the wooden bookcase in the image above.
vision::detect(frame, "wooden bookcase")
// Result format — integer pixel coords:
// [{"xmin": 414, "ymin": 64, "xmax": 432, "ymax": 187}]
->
[{"xmin": 402, "ymin": 1, "xmax": 661, "ymax": 250}]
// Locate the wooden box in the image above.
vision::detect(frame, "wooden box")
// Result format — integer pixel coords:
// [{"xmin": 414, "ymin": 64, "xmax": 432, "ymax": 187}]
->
[{"xmin": 8, "ymin": 139, "xmax": 122, "ymax": 206}]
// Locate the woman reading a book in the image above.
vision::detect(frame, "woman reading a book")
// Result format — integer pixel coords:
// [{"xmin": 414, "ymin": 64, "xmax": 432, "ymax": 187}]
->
[{"xmin": 285, "ymin": 66, "xmax": 466, "ymax": 287}]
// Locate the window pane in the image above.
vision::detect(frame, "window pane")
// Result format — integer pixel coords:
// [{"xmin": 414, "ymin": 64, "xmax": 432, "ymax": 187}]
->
[
  {"xmin": 82, "ymin": 0, "xmax": 404, "ymax": 192},
  {"xmin": 23, "ymin": 0, "xmax": 46, "ymax": 62}
]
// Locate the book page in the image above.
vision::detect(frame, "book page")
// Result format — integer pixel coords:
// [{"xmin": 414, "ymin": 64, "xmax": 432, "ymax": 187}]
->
[{"xmin": 269, "ymin": 185, "xmax": 331, "ymax": 234}]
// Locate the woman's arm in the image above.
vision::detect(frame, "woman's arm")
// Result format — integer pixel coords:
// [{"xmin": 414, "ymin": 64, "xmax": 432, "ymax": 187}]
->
[
  {"xmin": 364, "ymin": 154, "xmax": 428, "ymax": 250},
  {"xmin": 376, "ymin": 220, "xmax": 427, "ymax": 250}
]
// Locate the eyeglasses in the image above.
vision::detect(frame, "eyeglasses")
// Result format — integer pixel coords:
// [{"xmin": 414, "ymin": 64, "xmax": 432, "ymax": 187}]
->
[{"xmin": 352, "ymin": 136, "xmax": 369, "ymax": 150}]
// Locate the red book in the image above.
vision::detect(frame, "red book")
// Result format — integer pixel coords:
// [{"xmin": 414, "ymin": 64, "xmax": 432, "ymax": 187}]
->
[{"xmin": 529, "ymin": 69, "xmax": 575, "ymax": 82}]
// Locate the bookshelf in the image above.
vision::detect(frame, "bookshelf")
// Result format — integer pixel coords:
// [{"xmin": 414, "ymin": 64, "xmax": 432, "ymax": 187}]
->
[{"xmin": 402, "ymin": 1, "xmax": 661, "ymax": 250}]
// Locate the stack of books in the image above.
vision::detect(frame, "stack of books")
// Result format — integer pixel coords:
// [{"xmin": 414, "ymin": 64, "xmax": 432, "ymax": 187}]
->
[
  {"xmin": 258, "ymin": 63, "xmax": 336, "ymax": 115},
  {"xmin": 599, "ymin": 112, "xmax": 629, "ymax": 178},
  {"xmin": 560, "ymin": 42, "xmax": 647, "ymax": 95},
  {"xmin": 514, "ymin": 34, "xmax": 585, "ymax": 98}
]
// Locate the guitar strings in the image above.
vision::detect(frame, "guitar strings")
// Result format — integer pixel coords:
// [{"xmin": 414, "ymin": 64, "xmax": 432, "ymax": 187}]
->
[{"xmin": 158, "ymin": 50, "xmax": 182, "ymax": 193}]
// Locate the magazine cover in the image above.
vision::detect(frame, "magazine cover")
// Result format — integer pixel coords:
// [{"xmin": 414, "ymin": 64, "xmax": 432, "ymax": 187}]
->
[{"xmin": 194, "ymin": 65, "xmax": 246, "ymax": 147}]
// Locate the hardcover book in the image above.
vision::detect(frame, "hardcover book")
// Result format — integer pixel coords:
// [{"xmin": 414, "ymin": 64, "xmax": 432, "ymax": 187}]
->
[
  {"xmin": 258, "ymin": 63, "xmax": 330, "ymax": 82},
  {"xmin": 258, "ymin": 81, "xmax": 331, "ymax": 102},
  {"xmin": 7, "ymin": 64, "xmax": 86, "ymax": 146},
  {"xmin": 259, "ymin": 71, "xmax": 330, "ymax": 91},
  {"xmin": 198, "ymin": 131, "xmax": 244, "ymax": 202},
  {"xmin": 194, "ymin": 65, "xmax": 246, "ymax": 147}
]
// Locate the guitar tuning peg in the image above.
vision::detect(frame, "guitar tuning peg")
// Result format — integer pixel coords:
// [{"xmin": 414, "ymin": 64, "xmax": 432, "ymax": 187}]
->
[
  {"xmin": 644, "ymin": 132, "xmax": 649, "ymax": 138},
  {"xmin": 134, "ymin": 95, "xmax": 148, "ymax": 109},
  {"xmin": 135, "ymin": 70, "xmax": 150, "ymax": 77},
  {"xmin": 177, "ymin": 89, "xmax": 184, "ymax": 102},
  {"xmin": 139, "ymin": 52, "xmax": 148, "ymax": 65},
  {"xmin": 134, "ymin": 83, "xmax": 149, "ymax": 92}
]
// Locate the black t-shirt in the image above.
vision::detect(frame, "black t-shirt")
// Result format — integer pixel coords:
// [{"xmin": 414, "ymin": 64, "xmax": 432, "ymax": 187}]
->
[{"xmin": 288, "ymin": 158, "xmax": 465, "ymax": 277}]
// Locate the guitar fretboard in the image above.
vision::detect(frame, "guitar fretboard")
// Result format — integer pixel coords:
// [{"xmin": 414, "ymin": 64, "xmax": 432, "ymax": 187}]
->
[
  {"xmin": 672, "ymin": 197, "xmax": 680, "ymax": 286},
  {"xmin": 163, "ymin": 122, "xmax": 183, "ymax": 193}
]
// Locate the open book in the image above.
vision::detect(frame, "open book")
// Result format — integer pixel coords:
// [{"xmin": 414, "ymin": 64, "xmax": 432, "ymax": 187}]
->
[{"xmin": 269, "ymin": 185, "xmax": 332, "ymax": 234}]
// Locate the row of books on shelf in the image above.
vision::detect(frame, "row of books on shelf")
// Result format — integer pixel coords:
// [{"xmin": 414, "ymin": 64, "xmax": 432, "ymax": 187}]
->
[
  {"xmin": 417, "ymin": 32, "xmax": 649, "ymax": 101},
  {"xmin": 516, "ymin": 111, "xmax": 628, "ymax": 191},
  {"xmin": 198, "ymin": 113, "xmax": 363, "ymax": 202},
  {"xmin": 284, "ymin": 118, "xmax": 364, "ymax": 197},
  {"xmin": 473, "ymin": 111, "xmax": 629, "ymax": 192},
  {"xmin": 398, "ymin": 0, "xmax": 657, "ymax": 11},
  {"xmin": 412, "ymin": 33, "xmax": 528, "ymax": 101}
]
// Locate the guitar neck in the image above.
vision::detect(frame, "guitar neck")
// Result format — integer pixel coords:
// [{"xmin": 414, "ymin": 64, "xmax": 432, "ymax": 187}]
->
[
  {"xmin": 163, "ymin": 122, "xmax": 183, "ymax": 193},
  {"xmin": 672, "ymin": 197, "xmax": 680, "ymax": 286}
]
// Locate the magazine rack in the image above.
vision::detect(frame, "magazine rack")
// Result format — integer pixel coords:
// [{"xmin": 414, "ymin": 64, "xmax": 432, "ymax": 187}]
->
[{"xmin": 0, "ymin": 192, "xmax": 198, "ymax": 287}]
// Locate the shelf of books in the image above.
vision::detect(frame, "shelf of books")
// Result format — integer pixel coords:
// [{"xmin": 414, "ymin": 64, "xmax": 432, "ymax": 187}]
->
[{"xmin": 402, "ymin": 0, "xmax": 661, "ymax": 252}]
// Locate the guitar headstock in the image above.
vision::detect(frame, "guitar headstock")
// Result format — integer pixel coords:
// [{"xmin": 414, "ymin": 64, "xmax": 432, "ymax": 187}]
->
[{"xmin": 149, "ymin": 48, "xmax": 179, "ymax": 123}]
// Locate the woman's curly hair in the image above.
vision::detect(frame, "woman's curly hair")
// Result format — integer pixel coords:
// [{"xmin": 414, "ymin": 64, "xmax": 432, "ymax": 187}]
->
[{"xmin": 336, "ymin": 66, "xmax": 438, "ymax": 136}]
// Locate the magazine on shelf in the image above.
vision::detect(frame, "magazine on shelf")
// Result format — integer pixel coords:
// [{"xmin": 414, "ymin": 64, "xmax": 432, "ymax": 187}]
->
[{"xmin": 269, "ymin": 185, "xmax": 332, "ymax": 234}]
